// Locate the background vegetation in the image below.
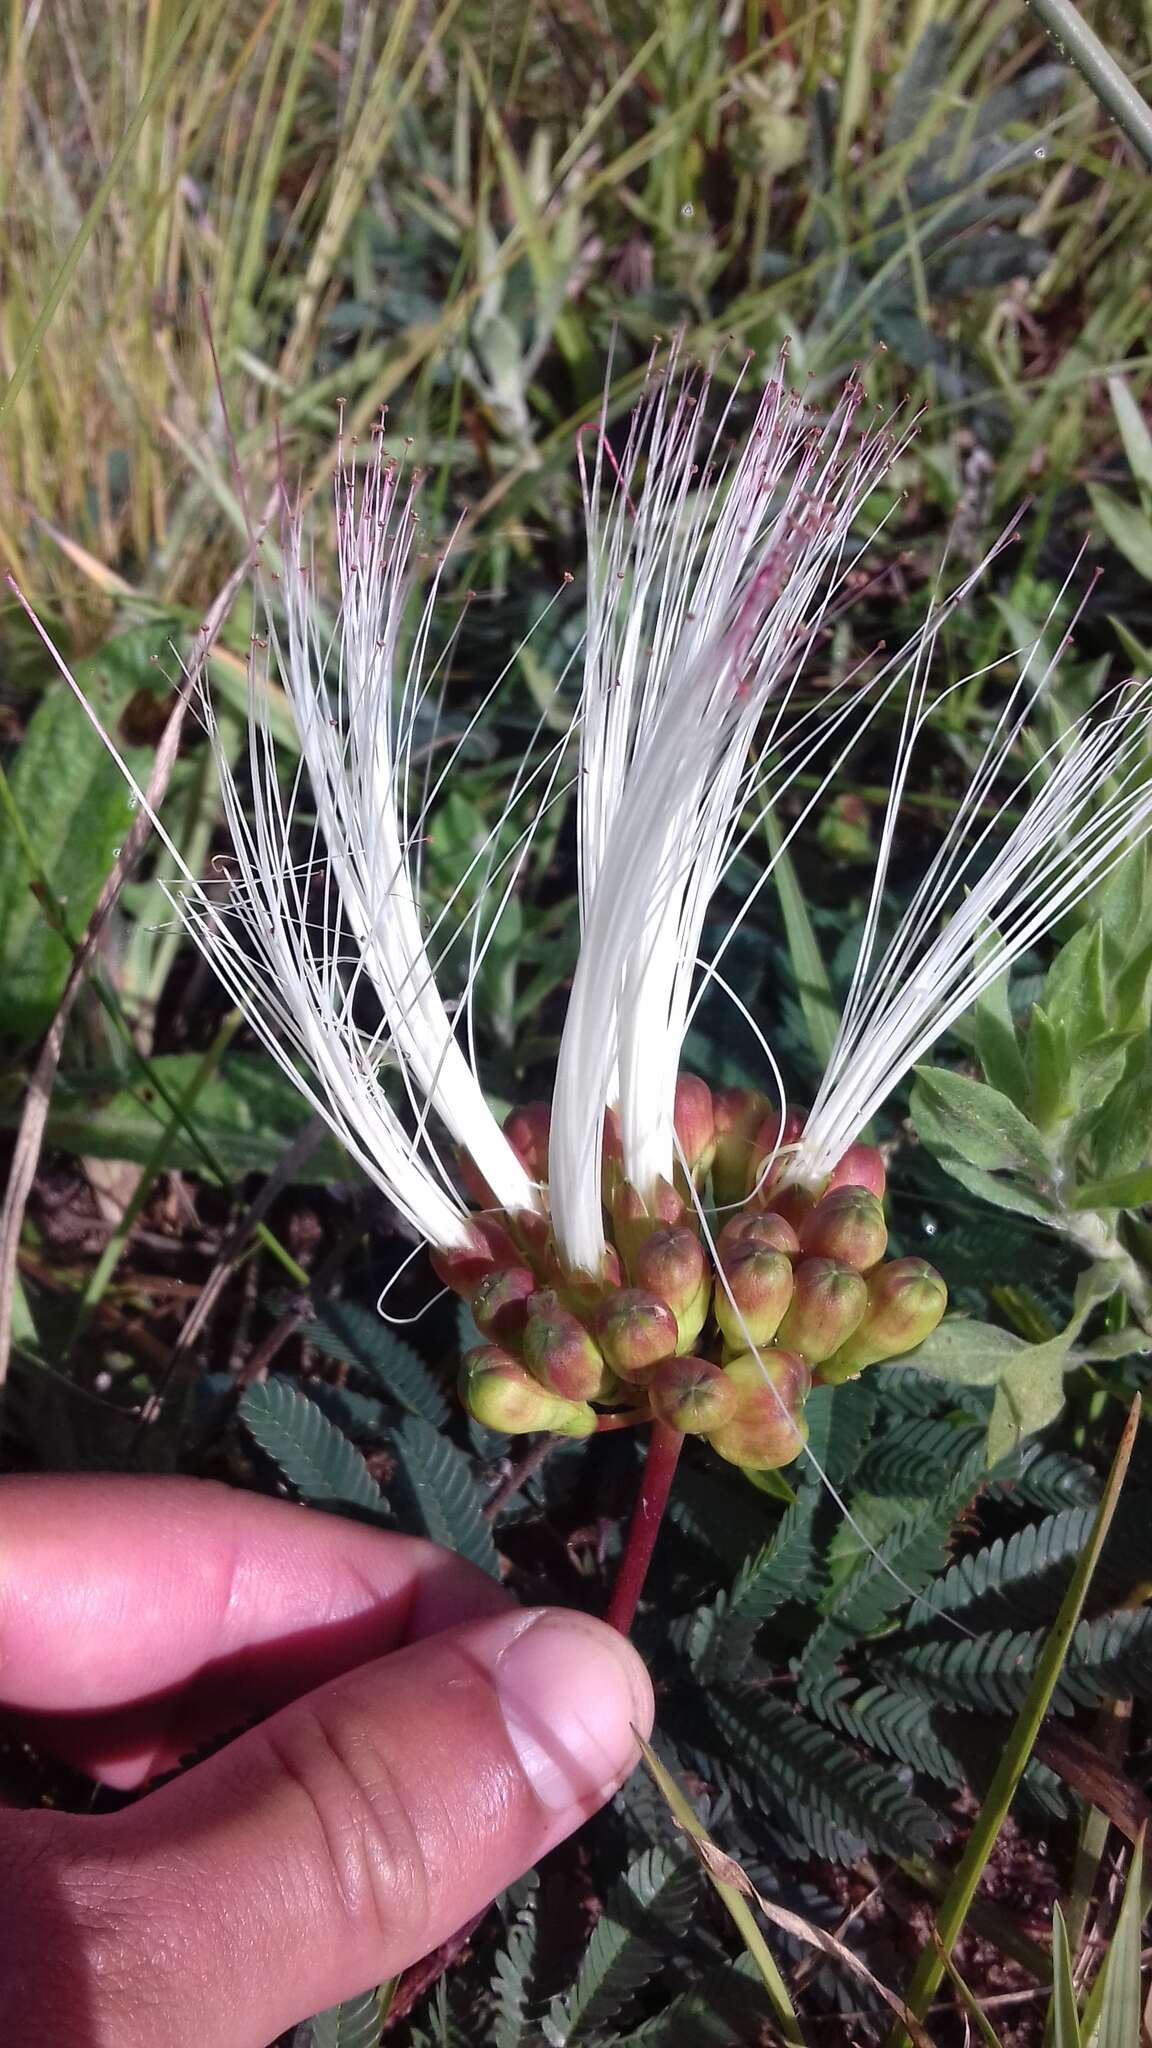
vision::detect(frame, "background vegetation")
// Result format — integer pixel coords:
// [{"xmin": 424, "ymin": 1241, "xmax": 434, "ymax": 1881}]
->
[{"xmin": 3, "ymin": 1, "xmax": 1152, "ymax": 2040}]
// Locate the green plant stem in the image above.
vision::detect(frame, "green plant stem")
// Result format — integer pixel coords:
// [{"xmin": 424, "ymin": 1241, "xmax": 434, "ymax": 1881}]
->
[
  {"xmin": 606, "ymin": 1419, "xmax": 683, "ymax": 1635},
  {"xmin": 887, "ymin": 1394, "xmax": 1142, "ymax": 2045},
  {"xmin": 1026, "ymin": 0, "xmax": 1152, "ymax": 168}
]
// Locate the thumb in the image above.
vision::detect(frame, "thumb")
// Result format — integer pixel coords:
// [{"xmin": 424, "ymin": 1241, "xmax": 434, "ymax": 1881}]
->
[{"xmin": 20, "ymin": 1607, "xmax": 653, "ymax": 2048}]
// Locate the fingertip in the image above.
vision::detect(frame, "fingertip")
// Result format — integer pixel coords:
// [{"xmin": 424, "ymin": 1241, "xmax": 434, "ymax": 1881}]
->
[{"xmin": 488, "ymin": 1609, "xmax": 654, "ymax": 1813}]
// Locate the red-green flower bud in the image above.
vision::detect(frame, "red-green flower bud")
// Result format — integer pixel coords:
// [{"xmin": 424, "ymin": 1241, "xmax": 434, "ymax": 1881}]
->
[
  {"xmin": 593, "ymin": 1287, "xmax": 678, "ymax": 1384},
  {"xmin": 715, "ymin": 1246, "xmax": 794, "ymax": 1351},
  {"xmin": 650, "ymin": 1355, "xmax": 738, "ymax": 1435},
  {"xmin": 522, "ymin": 1290, "xmax": 611, "ymax": 1401},
  {"xmin": 799, "ymin": 1187, "xmax": 888, "ymax": 1273},
  {"xmin": 460, "ymin": 1345, "xmax": 596, "ymax": 1437},
  {"xmin": 633, "ymin": 1226, "xmax": 710, "ymax": 1351},
  {"xmin": 504, "ymin": 1101, "xmax": 551, "ymax": 1182},
  {"xmin": 821, "ymin": 1257, "xmax": 948, "ymax": 1382},
  {"xmin": 824, "ymin": 1141, "xmax": 887, "ymax": 1200},
  {"xmin": 776, "ymin": 1257, "xmax": 869, "ymax": 1364},
  {"xmin": 458, "ymin": 1153, "xmax": 498, "ymax": 1210},
  {"xmin": 471, "ymin": 1265, "xmax": 537, "ymax": 1345},
  {"xmin": 715, "ymin": 1209, "xmax": 801, "ymax": 1263},
  {"xmin": 430, "ymin": 1216, "xmax": 522, "ymax": 1299},
  {"xmin": 612, "ymin": 1178, "xmax": 686, "ymax": 1272},
  {"xmin": 747, "ymin": 1105, "xmax": 806, "ymax": 1201},
  {"xmin": 708, "ymin": 1348, "xmax": 811, "ymax": 1470},
  {"xmin": 711, "ymin": 1087, "xmax": 770, "ymax": 1208},
  {"xmin": 675, "ymin": 1073, "xmax": 716, "ymax": 1177}
]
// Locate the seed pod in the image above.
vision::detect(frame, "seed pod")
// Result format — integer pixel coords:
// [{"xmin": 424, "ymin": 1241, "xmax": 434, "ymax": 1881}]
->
[
  {"xmin": 593, "ymin": 1288, "xmax": 678, "ymax": 1384},
  {"xmin": 633, "ymin": 1226, "xmax": 711, "ymax": 1351},
  {"xmin": 714, "ymin": 1246, "xmax": 794, "ymax": 1351},
  {"xmin": 799, "ymin": 1186, "xmax": 888, "ymax": 1273},
  {"xmin": 711, "ymin": 1087, "xmax": 770, "ymax": 1209},
  {"xmin": 715, "ymin": 1209, "xmax": 801, "ymax": 1263},
  {"xmin": 460, "ymin": 1346, "xmax": 596, "ymax": 1437},
  {"xmin": 824, "ymin": 1141, "xmax": 887, "ymax": 1200},
  {"xmin": 522, "ymin": 1290, "xmax": 611, "ymax": 1401},
  {"xmin": 650, "ymin": 1356, "xmax": 738, "ymax": 1434},
  {"xmin": 707, "ymin": 1348, "xmax": 811, "ymax": 1470},
  {"xmin": 504, "ymin": 1101, "xmax": 551, "ymax": 1182},
  {"xmin": 612, "ymin": 1178, "xmax": 686, "ymax": 1272},
  {"xmin": 471, "ymin": 1265, "xmax": 537, "ymax": 1345},
  {"xmin": 821, "ymin": 1258, "xmax": 948, "ymax": 1382},
  {"xmin": 675, "ymin": 1073, "xmax": 716, "ymax": 1177},
  {"xmin": 430, "ymin": 1216, "xmax": 522, "ymax": 1299},
  {"xmin": 776, "ymin": 1258, "xmax": 869, "ymax": 1364}
]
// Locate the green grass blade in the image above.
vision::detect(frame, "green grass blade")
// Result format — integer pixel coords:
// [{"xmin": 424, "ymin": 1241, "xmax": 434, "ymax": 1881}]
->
[
  {"xmin": 1026, "ymin": 0, "xmax": 1152, "ymax": 169},
  {"xmin": 636, "ymin": 1735, "xmax": 806, "ymax": 2046},
  {"xmin": 1078, "ymin": 1833, "xmax": 1144, "ymax": 2047},
  {"xmin": 888, "ymin": 1395, "xmax": 1143, "ymax": 2045},
  {"xmin": 1048, "ymin": 1907, "xmax": 1082, "ymax": 2048}
]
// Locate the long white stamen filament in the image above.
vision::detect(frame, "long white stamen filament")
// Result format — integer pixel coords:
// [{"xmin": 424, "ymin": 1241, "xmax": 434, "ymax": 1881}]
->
[
  {"xmin": 791, "ymin": 625, "xmax": 1152, "ymax": 1186},
  {"xmin": 550, "ymin": 347, "xmax": 914, "ymax": 1273}
]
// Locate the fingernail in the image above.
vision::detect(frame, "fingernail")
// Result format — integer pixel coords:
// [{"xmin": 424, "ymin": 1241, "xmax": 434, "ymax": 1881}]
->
[{"xmin": 493, "ymin": 1611, "xmax": 654, "ymax": 1811}]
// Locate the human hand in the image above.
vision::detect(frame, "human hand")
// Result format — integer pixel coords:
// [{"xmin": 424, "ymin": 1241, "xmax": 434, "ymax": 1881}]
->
[{"xmin": 0, "ymin": 1475, "xmax": 653, "ymax": 2047}]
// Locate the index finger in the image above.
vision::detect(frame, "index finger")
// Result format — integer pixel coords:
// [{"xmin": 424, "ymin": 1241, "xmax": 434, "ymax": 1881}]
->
[{"xmin": 0, "ymin": 1474, "xmax": 511, "ymax": 1782}]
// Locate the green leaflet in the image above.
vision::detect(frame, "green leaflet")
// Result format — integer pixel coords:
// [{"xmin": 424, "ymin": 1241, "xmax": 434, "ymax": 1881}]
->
[
  {"xmin": 297, "ymin": 1986, "xmax": 393, "ymax": 2048},
  {"xmin": 307, "ymin": 1298, "xmax": 450, "ymax": 1426},
  {"xmin": 239, "ymin": 1380, "xmax": 389, "ymax": 1518},
  {"xmin": 547, "ymin": 1848, "xmax": 699, "ymax": 2045},
  {"xmin": 387, "ymin": 1413, "xmax": 501, "ymax": 1578}
]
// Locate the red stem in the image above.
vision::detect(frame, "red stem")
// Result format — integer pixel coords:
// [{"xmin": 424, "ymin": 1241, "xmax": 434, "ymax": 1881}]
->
[{"xmin": 605, "ymin": 1418, "xmax": 684, "ymax": 1636}]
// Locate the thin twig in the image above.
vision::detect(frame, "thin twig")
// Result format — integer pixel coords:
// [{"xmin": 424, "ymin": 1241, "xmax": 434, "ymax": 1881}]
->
[{"xmin": 482, "ymin": 1432, "xmax": 561, "ymax": 1520}]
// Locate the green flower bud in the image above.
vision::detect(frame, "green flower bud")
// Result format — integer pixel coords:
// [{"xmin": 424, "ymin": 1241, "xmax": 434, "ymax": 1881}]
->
[
  {"xmin": 674, "ymin": 1073, "xmax": 716, "ymax": 1177},
  {"xmin": 460, "ymin": 1346, "xmax": 596, "ymax": 1437},
  {"xmin": 471, "ymin": 1265, "xmax": 537, "ymax": 1345},
  {"xmin": 633, "ymin": 1226, "xmax": 711, "ymax": 1352},
  {"xmin": 821, "ymin": 1257, "xmax": 948, "ymax": 1382},
  {"xmin": 593, "ymin": 1287, "xmax": 679, "ymax": 1383},
  {"xmin": 776, "ymin": 1257, "xmax": 869, "ymax": 1364},
  {"xmin": 799, "ymin": 1186, "xmax": 888, "ymax": 1273},
  {"xmin": 650, "ymin": 1355, "xmax": 739, "ymax": 1434},
  {"xmin": 715, "ymin": 1246, "xmax": 794, "ymax": 1351},
  {"xmin": 707, "ymin": 1348, "xmax": 811, "ymax": 1470},
  {"xmin": 522, "ymin": 1290, "xmax": 611, "ymax": 1401},
  {"xmin": 711, "ymin": 1087, "xmax": 770, "ymax": 1209},
  {"xmin": 715, "ymin": 1209, "xmax": 801, "ymax": 1263}
]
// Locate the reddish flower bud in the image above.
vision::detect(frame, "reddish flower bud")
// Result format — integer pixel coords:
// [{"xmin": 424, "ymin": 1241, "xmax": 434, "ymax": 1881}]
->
[
  {"xmin": 715, "ymin": 1246, "xmax": 794, "ymax": 1351},
  {"xmin": 747, "ymin": 1105, "xmax": 806, "ymax": 1201},
  {"xmin": 471, "ymin": 1265, "xmax": 537, "ymax": 1345},
  {"xmin": 707, "ymin": 1348, "xmax": 812, "ymax": 1470},
  {"xmin": 458, "ymin": 1153, "xmax": 498, "ymax": 1210},
  {"xmin": 633, "ymin": 1226, "xmax": 711, "ymax": 1351},
  {"xmin": 593, "ymin": 1287, "xmax": 679, "ymax": 1384},
  {"xmin": 504, "ymin": 1101, "xmax": 551, "ymax": 1182},
  {"xmin": 430, "ymin": 1215, "xmax": 522, "ymax": 1299},
  {"xmin": 715, "ymin": 1209, "xmax": 801, "ymax": 1263},
  {"xmin": 460, "ymin": 1346, "xmax": 596, "ymax": 1437},
  {"xmin": 612, "ymin": 1178, "xmax": 686, "ymax": 1272},
  {"xmin": 650, "ymin": 1355, "xmax": 738, "ymax": 1435},
  {"xmin": 799, "ymin": 1186, "xmax": 888, "ymax": 1273},
  {"xmin": 776, "ymin": 1257, "xmax": 869, "ymax": 1364},
  {"xmin": 711, "ymin": 1087, "xmax": 770, "ymax": 1208},
  {"xmin": 522, "ymin": 1290, "xmax": 611, "ymax": 1401},
  {"xmin": 674, "ymin": 1073, "xmax": 716, "ymax": 1177},
  {"xmin": 821, "ymin": 1258, "xmax": 948, "ymax": 1382},
  {"xmin": 824, "ymin": 1141, "xmax": 887, "ymax": 1200}
]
